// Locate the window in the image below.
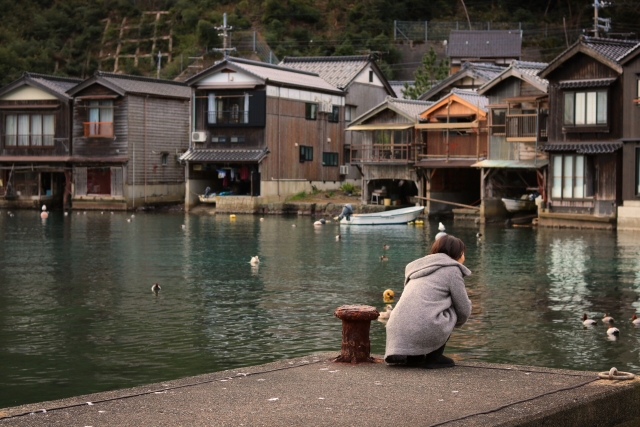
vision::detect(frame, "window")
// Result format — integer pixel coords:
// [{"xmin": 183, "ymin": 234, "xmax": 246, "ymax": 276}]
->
[
  {"xmin": 305, "ymin": 103, "xmax": 317, "ymax": 120},
  {"xmin": 322, "ymin": 152, "xmax": 339, "ymax": 166},
  {"xmin": 345, "ymin": 105, "xmax": 355, "ymax": 122},
  {"xmin": 207, "ymin": 92, "xmax": 249, "ymax": 124},
  {"xmin": 328, "ymin": 105, "xmax": 339, "ymax": 123},
  {"xmin": 211, "ymin": 136, "xmax": 227, "ymax": 143},
  {"xmin": 490, "ymin": 108, "xmax": 506, "ymax": 135},
  {"xmin": 563, "ymin": 91, "xmax": 607, "ymax": 126},
  {"xmin": 5, "ymin": 114, "xmax": 55, "ymax": 147},
  {"xmin": 299, "ymin": 145, "xmax": 313, "ymax": 162},
  {"xmin": 369, "ymin": 71, "xmax": 374, "ymax": 83},
  {"xmin": 161, "ymin": 153, "xmax": 168, "ymax": 166},
  {"xmin": 230, "ymin": 136, "xmax": 245, "ymax": 143},
  {"xmin": 551, "ymin": 154, "xmax": 593, "ymax": 199},
  {"xmin": 85, "ymin": 100, "xmax": 114, "ymax": 137}
]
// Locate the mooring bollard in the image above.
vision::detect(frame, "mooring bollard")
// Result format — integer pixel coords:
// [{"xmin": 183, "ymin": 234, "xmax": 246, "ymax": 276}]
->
[{"xmin": 333, "ymin": 304, "xmax": 379, "ymax": 364}]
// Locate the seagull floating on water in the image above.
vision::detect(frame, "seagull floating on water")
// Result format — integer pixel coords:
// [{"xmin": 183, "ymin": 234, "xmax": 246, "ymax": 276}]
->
[{"xmin": 438, "ymin": 222, "xmax": 445, "ymax": 231}]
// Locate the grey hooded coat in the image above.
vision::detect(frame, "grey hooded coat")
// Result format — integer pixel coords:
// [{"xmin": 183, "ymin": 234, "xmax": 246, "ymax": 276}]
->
[{"xmin": 384, "ymin": 253, "xmax": 472, "ymax": 358}]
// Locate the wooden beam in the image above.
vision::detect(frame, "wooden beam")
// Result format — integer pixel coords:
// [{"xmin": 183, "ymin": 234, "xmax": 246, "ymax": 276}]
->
[{"xmin": 415, "ymin": 196, "xmax": 480, "ymax": 210}]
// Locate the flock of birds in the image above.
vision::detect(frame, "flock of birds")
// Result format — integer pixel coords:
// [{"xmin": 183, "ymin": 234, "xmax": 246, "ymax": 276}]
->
[{"xmin": 581, "ymin": 313, "xmax": 640, "ymax": 338}]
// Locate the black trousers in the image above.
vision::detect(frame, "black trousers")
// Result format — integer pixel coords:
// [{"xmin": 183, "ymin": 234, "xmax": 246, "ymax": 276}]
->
[{"xmin": 406, "ymin": 340, "xmax": 447, "ymax": 366}]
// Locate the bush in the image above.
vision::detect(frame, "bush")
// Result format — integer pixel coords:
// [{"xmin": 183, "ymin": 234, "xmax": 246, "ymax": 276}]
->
[
  {"xmin": 340, "ymin": 182, "xmax": 355, "ymax": 193},
  {"xmin": 287, "ymin": 191, "xmax": 307, "ymax": 201}
]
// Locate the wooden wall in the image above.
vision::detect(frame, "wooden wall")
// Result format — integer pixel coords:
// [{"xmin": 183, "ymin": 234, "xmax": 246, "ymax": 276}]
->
[
  {"xmin": 424, "ymin": 128, "xmax": 488, "ymax": 157},
  {"xmin": 622, "ymin": 55, "xmax": 640, "ymax": 140},
  {"xmin": 262, "ymin": 96, "xmax": 343, "ymax": 182},
  {"xmin": 0, "ymin": 99, "xmax": 71, "ymax": 157},
  {"xmin": 621, "ymin": 142, "xmax": 640, "ymax": 200}
]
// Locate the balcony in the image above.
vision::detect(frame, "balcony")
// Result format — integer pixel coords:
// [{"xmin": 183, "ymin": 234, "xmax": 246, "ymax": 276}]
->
[
  {"xmin": 83, "ymin": 122, "xmax": 114, "ymax": 138},
  {"xmin": 505, "ymin": 113, "xmax": 548, "ymax": 142},
  {"xmin": 208, "ymin": 111, "xmax": 249, "ymax": 125},
  {"xmin": 350, "ymin": 143, "xmax": 418, "ymax": 163}
]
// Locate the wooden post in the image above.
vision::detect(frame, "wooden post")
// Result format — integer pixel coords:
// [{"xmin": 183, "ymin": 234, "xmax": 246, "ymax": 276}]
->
[{"xmin": 333, "ymin": 305, "xmax": 379, "ymax": 364}]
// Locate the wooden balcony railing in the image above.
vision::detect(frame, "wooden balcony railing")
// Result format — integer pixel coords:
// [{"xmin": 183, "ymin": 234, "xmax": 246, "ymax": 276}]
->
[
  {"xmin": 505, "ymin": 113, "xmax": 548, "ymax": 141},
  {"xmin": 350, "ymin": 143, "xmax": 419, "ymax": 163},
  {"xmin": 83, "ymin": 122, "xmax": 114, "ymax": 138}
]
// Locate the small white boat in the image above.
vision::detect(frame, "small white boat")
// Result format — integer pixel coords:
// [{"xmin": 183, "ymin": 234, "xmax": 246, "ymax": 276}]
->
[
  {"xmin": 501, "ymin": 197, "xmax": 536, "ymax": 213},
  {"xmin": 198, "ymin": 194, "xmax": 217, "ymax": 204},
  {"xmin": 340, "ymin": 205, "xmax": 424, "ymax": 226}
]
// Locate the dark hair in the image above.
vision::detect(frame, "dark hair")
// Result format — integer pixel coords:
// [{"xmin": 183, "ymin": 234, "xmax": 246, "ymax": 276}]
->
[{"xmin": 429, "ymin": 235, "xmax": 465, "ymax": 261}]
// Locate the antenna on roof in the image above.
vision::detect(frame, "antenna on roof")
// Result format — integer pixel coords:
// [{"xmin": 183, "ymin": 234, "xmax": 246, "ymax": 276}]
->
[{"xmin": 212, "ymin": 13, "xmax": 236, "ymax": 58}]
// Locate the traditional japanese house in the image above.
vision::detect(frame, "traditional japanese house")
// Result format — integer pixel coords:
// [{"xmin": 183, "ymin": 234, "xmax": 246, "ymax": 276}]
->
[
  {"xmin": 346, "ymin": 97, "xmax": 433, "ymax": 205},
  {"xmin": 418, "ymin": 62, "xmax": 505, "ymax": 103},
  {"xmin": 474, "ymin": 61, "xmax": 549, "ymax": 222},
  {"xmin": 67, "ymin": 71, "xmax": 190, "ymax": 210},
  {"xmin": 181, "ymin": 57, "xmax": 345, "ymax": 210},
  {"xmin": 537, "ymin": 36, "xmax": 640, "ymax": 229},
  {"xmin": 0, "ymin": 72, "xmax": 81, "ymax": 209},
  {"xmin": 447, "ymin": 30, "xmax": 522, "ymax": 73},
  {"xmin": 414, "ymin": 88, "xmax": 488, "ymax": 216},
  {"xmin": 279, "ymin": 55, "xmax": 396, "ymax": 182}
]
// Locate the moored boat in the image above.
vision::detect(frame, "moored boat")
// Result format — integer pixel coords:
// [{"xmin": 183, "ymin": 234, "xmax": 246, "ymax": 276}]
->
[
  {"xmin": 198, "ymin": 194, "xmax": 217, "ymax": 204},
  {"xmin": 340, "ymin": 205, "xmax": 424, "ymax": 225},
  {"xmin": 501, "ymin": 197, "xmax": 536, "ymax": 213}
]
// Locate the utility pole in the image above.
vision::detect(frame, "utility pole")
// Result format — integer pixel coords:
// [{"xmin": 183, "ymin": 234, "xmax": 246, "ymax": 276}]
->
[
  {"xmin": 212, "ymin": 13, "xmax": 236, "ymax": 58},
  {"xmin": 157, "ymin": 50, "xmax": 162, "ymax": 79},
  {"xmin": 591, "ymin": 0, "xmax": 611, "ymax": 38}
]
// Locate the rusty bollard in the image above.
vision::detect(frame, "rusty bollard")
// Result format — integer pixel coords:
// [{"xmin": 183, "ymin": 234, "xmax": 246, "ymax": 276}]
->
[{"xmin": 333, "ymin": 304, "xmax": 379, "ymax": 364}]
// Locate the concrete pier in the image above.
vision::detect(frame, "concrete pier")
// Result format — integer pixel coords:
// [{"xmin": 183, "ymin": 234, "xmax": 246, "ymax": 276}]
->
[{"xmin": 1, "ymin": 353, "xmax": 639, "ymax": 426}]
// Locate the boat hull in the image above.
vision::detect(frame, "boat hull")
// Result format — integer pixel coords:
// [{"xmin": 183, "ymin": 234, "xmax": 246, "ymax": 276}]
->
[
  {"xmin": 340, "ymin": 206, "xmax": 424, "ymax": 225},
  {"xmin": 198, "ymin": 195, "xmax": 217, "ymax": 204},
  {"xmin": 501, "ymin": 198, "xmax": 536, "ymax": 213}
]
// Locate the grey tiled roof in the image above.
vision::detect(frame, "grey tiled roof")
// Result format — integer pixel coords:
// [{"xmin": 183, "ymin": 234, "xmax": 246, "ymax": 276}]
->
[
  {"xmin": 24, "ymin": 73, "xmax": 82, "ymax": 98},
  {"xmin": 180, "ymin": 148, "xmax": 269, "ymax": 163},
  {"xmin": 511, "ymin": 61, "xmax": 548, "ymax": 89},
  {"xmin": 279, "ymin": 56, "xmax": 370, "ymax": 89},
  {"xmin": 389, "ymin": 81, "xmax": 414, "ymax": 98},
  {"xmin": 582, "ymin": 37, "xmax": 639, "ymax": 62},
  {"xmin": 450, "ymin": 88, "xmax": 488, "ymax": 112},
  {"xmin": 557, "ymin": 78, "xmax": 616, "ymax": 88},
  {"xmin": 419, "ymin": 62, "xmax": 505, "ymax": 101},
  {"xmin": 540, "ymin": 142, "xmax": 622, "ymax": 154},
  {"xmin": 448, "ymin": 30, "xmax": 522, "ymax": 58},
  {"xmin": 94, "ymin": 71, "xmax": 190, "ymax": 99},
  {"xmin": 387, "ymin": 97, "xmax": 433, "ymax": 119},
  {"xmin": 478, "ymin": 60, "xmax": 548, "ymax": 95}
]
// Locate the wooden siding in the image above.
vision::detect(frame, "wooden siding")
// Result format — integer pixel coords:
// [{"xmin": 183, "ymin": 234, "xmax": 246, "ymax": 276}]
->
[
  {"xmin": 126, "ymin": 95, "xmax": 189, "ymax": 186},
  {"xmin": 622, "ymin": 142, "xmax": 640, "ymax": 200},
  {"xmin": 262, "ymin": 96, "xmax": 343, "ymax": 182},
  {"xmin": 622, "ymin": 55, "xmax": 640, "ymax": 140},
  {"xmin": 547, "ymin": 52, "xmax": 622, "ymax": 142},
  {"xmin": 0, "ymin": 100, "xmax": 71, "ymax": 157},
  {"xmin": 423, "ymin": 129, "xmax": 488, "ymax": 158}
]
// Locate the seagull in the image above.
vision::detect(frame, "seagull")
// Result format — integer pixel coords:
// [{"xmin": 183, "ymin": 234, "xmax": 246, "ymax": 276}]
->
[
  {"xmin": 382, "ymin": 244, "xmax": 390, "ymax": 250},
  {"xmin": 250, "ymin": 256, "xmax": 260, "ymax": 265},
  {"xmin": 602, "ymin": 313, "xmax": 614, "ymax": 323},
  {"xmin": 438, "ymin": 222, "xmax": 445, "ymax": 231},
  {"xmin": 151, "ymin": 283, "xmax": 161, "ymax": 293},
  {"xmin": 380, "ymin": 255, "xmax": 388, "ymax": 261},
  {"xmin": 582, "ymin": 314, "xmax": 597, "ymax": 326}
]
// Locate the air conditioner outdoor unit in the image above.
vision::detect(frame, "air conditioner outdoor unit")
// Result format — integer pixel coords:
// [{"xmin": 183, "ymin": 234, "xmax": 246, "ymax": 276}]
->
[
  {"xmin": 339, "ymin": 165, "xmax": 349, "ymax": 175},
  {"xmin": 191, "ymin": 131, "xmax": 207, "ymax": 142},
  {"xmin": 319, "ymin": 100, "xmax": 333, "ymax": 113}
]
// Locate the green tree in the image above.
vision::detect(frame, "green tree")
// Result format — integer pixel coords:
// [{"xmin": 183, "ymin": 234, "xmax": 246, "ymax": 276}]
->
[{"xmin": 402, "ymin": 47, "xmax": 449, "ymax": 100}]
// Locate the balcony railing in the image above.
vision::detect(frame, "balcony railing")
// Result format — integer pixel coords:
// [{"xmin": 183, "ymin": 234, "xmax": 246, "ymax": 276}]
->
[
  {"xmin": 208, "ymin": 111, "xmax": 249, "ymax": 125},
  {"xmin": 83, "ymin": 122, "xmax": 114, "ymax": 138},
  {"xmin": 350, "ymin": 143, "xmax": 418, "ymax": 163},
  {"xmin": 505, "ymin": 113, "xmax": 548, "ymax": 141}
]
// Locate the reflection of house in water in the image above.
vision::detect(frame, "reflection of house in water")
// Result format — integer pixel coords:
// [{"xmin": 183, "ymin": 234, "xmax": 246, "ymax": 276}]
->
[{"xmin": 346, "ymin": 97, "xmax": 433, "ymax": 206}]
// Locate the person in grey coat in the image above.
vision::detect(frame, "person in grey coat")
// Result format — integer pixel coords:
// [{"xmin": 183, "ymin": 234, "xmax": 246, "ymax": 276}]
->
[{"xmin": 384, "ymin": 235, "xmax": 471, "ymax": 369}]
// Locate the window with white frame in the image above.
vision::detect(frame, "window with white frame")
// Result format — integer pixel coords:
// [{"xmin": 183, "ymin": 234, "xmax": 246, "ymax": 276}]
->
[
  {"xmin": 207, "ymin": 93, "xmax": 249, "ymax": 124},
  {"xmin": 5, "ymin": 114, "xmax": 55, "ymax": 147},
  {"xmin": 551, "ymin": 154, "xmax": 592, "ymax": 199},
  {"xmin": 85, "ymin": 100, "xmax": 114, "ymax": 137},
  {"xmin": 563, "ymin": 90, "xmax": 607, "ymax": 126}
]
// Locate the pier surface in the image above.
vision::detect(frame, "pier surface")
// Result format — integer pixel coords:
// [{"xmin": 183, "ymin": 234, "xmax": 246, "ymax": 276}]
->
[{"xmin": 1, "ymin": 353, "xmax": 639, "ymax": 427}]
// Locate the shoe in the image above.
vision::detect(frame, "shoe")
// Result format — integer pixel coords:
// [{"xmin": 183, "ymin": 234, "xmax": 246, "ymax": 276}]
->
[
  {"xmin": 384, "ymin": 355, "xmax": 407, "ymax": 365},
  {"xmin": 423, "ymin": 355, "xmax": 455, "ymax": 369},
  {"xmin": 406, "ymin": 355, "xmax": 426, "ymax": 367}
]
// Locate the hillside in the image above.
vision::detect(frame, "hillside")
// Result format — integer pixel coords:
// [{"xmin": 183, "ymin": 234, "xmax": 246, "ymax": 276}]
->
[{"xmin": 0, "ymin": 0, "xmax": 638, "ymax": 86}]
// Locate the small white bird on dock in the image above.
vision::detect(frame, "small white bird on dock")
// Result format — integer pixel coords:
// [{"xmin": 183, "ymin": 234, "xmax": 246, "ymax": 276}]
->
[
  {"xmin": 582, "ymin": 314, "xmax": 597, "ymax": 326},
  {"xmin": 602, "ymin": 313, "xmax": 614, "ymax": 323},
  {"xmin": 336, "ymin": 234, "xmax": 341, "ymax": 241},
  {"xmin": 378, "ymin": 304, "xmax": 394, "ymax": 320},
  {"xmin": 438, "ymin": 222, "xmax": 445, "ymax": 231},
  {"xmin": 607, "ymin": 325, "xmax": 620, "ymax": 336},
  {"xmin": 632, "ymin": 314, "xmax": 640, "ymax": 325},
  {"xmin": 151, "ymin": 283, "xmax": 161, "ymax": 293},
  {"xmin": 250, "ymin": 256, "xmax": 260, "ymax": 265}
]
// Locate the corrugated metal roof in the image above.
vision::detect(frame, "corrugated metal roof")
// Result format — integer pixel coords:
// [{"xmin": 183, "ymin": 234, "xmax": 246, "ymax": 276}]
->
[
  {"xmin": 93, "ymin": 71, "xmax": 190, "ymax": 99},
  {"xmin": 540, "ymin": 142, "xmax": 622, "ymax": 153},
  {"xmin": 448, "ymin": 30, "xmax": 522, "ymax": 58},
  {"xmin": 279, "ymin": 56, "xmax": 370, "ymax": 89},
  {"xmin": 180, "ymin": 148, "xmax": 269, "ymax": 163},
  {"xmin": 556, "ymin": 78, "xmax": 616, "ymax": 88},
  {"xmin": 472, "ymin": 159, "xmax": 548, "ymax": 168}
]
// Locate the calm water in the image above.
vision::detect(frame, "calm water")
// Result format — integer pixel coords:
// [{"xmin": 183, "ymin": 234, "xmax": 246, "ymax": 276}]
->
[{"xmin": 1, "ymin": 210, "xmax": 640, "ymax": 408}]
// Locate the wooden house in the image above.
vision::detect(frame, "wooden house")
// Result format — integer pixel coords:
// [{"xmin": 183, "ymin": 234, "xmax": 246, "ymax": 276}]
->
[
  {"xmin": 475, "ymin": 61, "xmax": 549, "ymax": 221},
  {"xmin": 414, "ymin": 89, "xmax": 488, "ymax": 216},
  {"xmin": 346, "ymin": 97, "xmax": 433, "ymax": 205},
  {"xmin": 279, "ymin": 55, "xmax": 396, "ymax": 182},
  {"xmin": 537, "ymin": 36, "xmax": 640, "ymax": 229},
  {"xmin": 418, "ymin": 62, "xmax": 505, "ymax": 102},
  {"xmin": 0, "ymin": 72, "xmax": 81, "ymax": 209},
  {"xmin": 182, "ymin": 57, "xmax": 345, "ymax": 210},
  {"xmin": 67, "ymin": 71, "xmax": 190, "ymax": 211},
  {"xmin": 447, "ymin": 30, "xmax": 522, "ymax": 73}
]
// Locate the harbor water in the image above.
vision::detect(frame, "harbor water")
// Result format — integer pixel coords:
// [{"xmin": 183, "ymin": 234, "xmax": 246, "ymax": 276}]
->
[{"xmin": 1, "ymin": 210, "xmax": 640, "ymax": 408}]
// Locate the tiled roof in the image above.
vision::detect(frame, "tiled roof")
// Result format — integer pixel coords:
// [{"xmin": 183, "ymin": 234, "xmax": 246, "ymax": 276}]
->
[
  {"xmin": 24, "ymin": 72, "xmax": 82, "ymax": 98},
  {"xmin": 93, "ymin": 71, "xmax": 190, "ymax": 99},
  {"xmin": 450, "ymin": 88, "xmax": 489, "ymax": 112},
  {"xmin": 478, "ymin": 60, "xmax": 548, "ymax": 95},
  {"xmin": 188, "ymin": 57, "xmax": 341, "ymax": 94},
  {"xmin": 279, "ymin": 56, "xmax": 370, "ymax": 89},
  {"xmin": 180, "ymin": 148, "xmax": 269, "ymax": 163},
  {"xmin": 448, "ymin": 30, "xmax": 522, "ymax": 58},
  {"xmin": 540, "ymin": 142, "xmax": 622, "ymax": 154},
  {"xmin": 581, "ymin": 37, "xmax": 639, "ymax": 62},
  {"xmin": 419, "ymin": 62, "xmax": 505, "ymax": 101},
  {"xmin": 387, "ymin": 97, "xmax": 433, "ymax": 119},
  {"xmin": 388, "ymin": 81, "xmax": 414, "ymax": 98},
  {"xmin": 511, "ymin": 61, "xmax": 548, "ymax": 89},
  {"xmin": 556, "ymin": 78, "xmax": 616, "ymax": 88}
]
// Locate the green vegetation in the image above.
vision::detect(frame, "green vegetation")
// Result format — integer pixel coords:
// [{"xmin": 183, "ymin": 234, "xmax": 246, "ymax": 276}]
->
[
  {"xmin": 340, "ymin": 182, "xmax": 355, "ymax": 192},
  {"xmin": 0, "ymin": 0, "xmax": 638, "ymax": 85},
  {"xmin": 287, "ymin": 190, "xmax": 307, "ymax": 201},
  {"xmin": 402, "ymin": 47, "xmax": 449, "ymax": 100}
]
